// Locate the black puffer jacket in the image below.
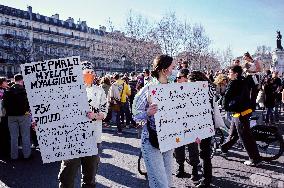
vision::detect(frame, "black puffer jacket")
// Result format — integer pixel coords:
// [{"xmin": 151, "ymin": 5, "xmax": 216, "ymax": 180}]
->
[
  {"xmin": 3, "ymin": 84, "xmax": 30, "ymax": 116},
  {"xmin": 224, "ymin": 76, "xmax": 251, "ymax": 113}
]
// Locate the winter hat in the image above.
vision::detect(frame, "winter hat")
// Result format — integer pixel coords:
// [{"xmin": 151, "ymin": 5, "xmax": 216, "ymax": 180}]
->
[{"xmin": 81, "ymin": 61, "xmax": 94, "ymax": 70}]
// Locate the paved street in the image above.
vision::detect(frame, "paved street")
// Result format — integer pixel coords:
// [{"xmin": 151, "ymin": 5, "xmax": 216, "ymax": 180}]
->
[{"xmin": 0, "ymin": 125, "xmax": 283, "ymax": 188}]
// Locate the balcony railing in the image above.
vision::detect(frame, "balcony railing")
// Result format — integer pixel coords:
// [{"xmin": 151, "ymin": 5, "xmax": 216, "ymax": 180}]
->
[
  {"xmin": 0, "ymin": 21, "xmax": 32, "ymax": 30},
  {"xmin": 32, "ymin": 38, "xmax": 88, "ymax": 49},
  {"xmin": 1, "ymin": 33, "xmax": 29, "ymax": 41},
  {"xmin": 0, "ymin": 21, "xmax": 90, "ymax": 41},
  {"xmin": 32, "ymin": 27, "xmax": 89, "ymax": 41}
]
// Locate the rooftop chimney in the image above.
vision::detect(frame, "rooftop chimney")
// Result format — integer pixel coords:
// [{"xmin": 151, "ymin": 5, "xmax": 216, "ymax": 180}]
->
[
  {"xmin": 99, "ymin": 26, "xmax": 106, "ymax": 32},
  {"xmin": 51, "ymin": 14, "xmax": 59, "ymax": 20},
  {"xmin": 66, "ymin": 17, "xmax": 74, "ymax": 23}
]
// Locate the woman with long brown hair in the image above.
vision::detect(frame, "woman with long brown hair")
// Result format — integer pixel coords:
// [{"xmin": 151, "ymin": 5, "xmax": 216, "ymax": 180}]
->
[{"xmin": 133, "ymin": 55, "xmax": 176, "ymax": 188}]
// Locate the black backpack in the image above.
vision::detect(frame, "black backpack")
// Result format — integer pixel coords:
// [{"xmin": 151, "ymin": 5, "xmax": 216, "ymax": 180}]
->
[{"xmin": 3, "ymin": 84, "xmax": 29, "ymax": 116}]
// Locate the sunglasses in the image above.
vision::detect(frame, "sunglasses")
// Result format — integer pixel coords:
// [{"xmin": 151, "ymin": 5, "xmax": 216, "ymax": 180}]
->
[{"xmin": 176, "ymin": 76, "xmax": 186, "ymax": 79}]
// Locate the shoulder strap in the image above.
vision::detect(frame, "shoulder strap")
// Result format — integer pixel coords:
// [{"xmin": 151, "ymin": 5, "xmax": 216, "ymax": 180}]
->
[
  {"xmin": 146, "ymin": 85, "xmax": 152, "ymax": 104},
  {"xmin": 120, "ymin": 83, "xmax": 124, "ymax": 101}
]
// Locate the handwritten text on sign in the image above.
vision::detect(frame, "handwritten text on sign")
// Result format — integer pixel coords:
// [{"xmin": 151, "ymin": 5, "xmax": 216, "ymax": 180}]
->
[
  {"xmin": 21, "ymin": 56, "xmax": 97, "ymax": 163},
  {"xmin": 149, "ymin": 82, "xmax": 214, "ymax": 152}
]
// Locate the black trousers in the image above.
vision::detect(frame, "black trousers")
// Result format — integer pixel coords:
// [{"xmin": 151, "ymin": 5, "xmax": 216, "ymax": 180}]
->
[
  {"xmin": 221, "ymin": 115, "xmax": 261, "ymax": 163},
  {"xmin": 175, "ymin": 142, "xmax": 200, "ymax": 167},
  {"xmin": 250, "ymin": 85, "xmax": 259, "ymax": 111},
  {"xmin": 103, "ymin": 108, "xmax": 112, "ymax": 123},
  {"xmin": 175, "ymin": 137, "xmax": 212, "ymax": 184},
  {"xmin": 0, "ymin": 116, "xmax": 10, "ymax": 158},
  {"xmin": 30, "ymin": 127, "xmax": 38, "ymax": 147}
]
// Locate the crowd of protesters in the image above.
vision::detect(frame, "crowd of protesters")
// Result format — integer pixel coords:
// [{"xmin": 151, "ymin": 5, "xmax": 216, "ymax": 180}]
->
[{"xmin": 0, "ymin": 51, "xmax": 283, "ymax": 188}]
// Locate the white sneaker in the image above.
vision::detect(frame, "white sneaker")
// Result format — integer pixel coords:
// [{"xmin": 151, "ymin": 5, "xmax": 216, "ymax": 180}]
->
[{"xmin": 244, "ymin": 160, "xmax": 261, "ymax": 166}]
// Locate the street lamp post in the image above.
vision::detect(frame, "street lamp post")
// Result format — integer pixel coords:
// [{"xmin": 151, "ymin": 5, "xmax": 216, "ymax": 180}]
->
[
  {"xmin": 135, "ymin": 62, "xmax": 138, "ymax": 73},
  {"xmin": 203, "ymin": 66, "xmax": 207, "ymax": 72},
  {"xmin": 121, "ymin": 55, "xmax": 126, "ymax": 73}
]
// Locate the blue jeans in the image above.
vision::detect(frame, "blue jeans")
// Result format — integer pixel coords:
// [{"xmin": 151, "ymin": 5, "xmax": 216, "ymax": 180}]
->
[
  {"xmin": 265, "ymin": 107, "xmax": 274, "ymax": 123},
  {"xmin": 8, "ymin": 115, "xmax": 31, "ymax": 159},
  {"xmin": 141, "ymin": 130, "xmax": 173, "ymax": 188},
  {"xmin": 274, "ymin": 101, "xmax": 281, "ymax": 121}
]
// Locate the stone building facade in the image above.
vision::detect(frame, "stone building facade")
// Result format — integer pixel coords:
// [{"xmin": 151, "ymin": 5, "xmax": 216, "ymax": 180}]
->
[{"xmin": 0, "ymin": 4, "xmax": 161, "ymax": 77}]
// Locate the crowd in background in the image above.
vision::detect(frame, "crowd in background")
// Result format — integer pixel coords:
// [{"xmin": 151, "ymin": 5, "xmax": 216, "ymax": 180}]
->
[
  {"xmin": 0, "ymin": 51, "xmax": 284, "ymax": 187},
  {"xmin": 1, "ymin": 52, "xmax": 283, "ymax": 157}
]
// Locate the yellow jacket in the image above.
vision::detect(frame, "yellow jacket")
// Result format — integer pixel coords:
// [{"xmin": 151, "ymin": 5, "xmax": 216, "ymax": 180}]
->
[{"xmin": 112, "ymin": 79, "xmax": 131, "ymax": 103}]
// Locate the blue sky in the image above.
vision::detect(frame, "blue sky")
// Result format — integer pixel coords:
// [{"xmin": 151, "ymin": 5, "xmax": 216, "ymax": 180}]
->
[{"xmin": 1, "ymin": 0, "xmax": 284, "ymax": 57}]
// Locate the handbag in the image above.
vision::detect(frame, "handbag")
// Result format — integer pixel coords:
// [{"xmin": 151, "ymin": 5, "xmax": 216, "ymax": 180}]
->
[
  {"xmin": 110, "ymin": 102, "xmax": 121, "ymax": 112},
  {"xmin": 213, "ymin": 101, "xmax": 225, "ymax": 129},
  {"xmin": 110, "ymin": 83, "xmax": 124, "ymax": 112},
  {"xmin": 146, "ymin": 120, "xmax": 159, "ymax": 149}
]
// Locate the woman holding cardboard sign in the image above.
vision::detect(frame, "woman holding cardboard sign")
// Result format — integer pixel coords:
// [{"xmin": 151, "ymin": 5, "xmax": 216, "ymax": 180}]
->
[{"xmin": 133, "ymin": 55, "xmax": 176, "ymax": 188}]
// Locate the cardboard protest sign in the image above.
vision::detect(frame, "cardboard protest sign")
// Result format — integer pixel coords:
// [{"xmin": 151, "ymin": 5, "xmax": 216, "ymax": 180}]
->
[
  {"xmin": 149, "ymin": 81, "xmax": 214, "ymax": 152},
  {"xmin": 21, "ymin": 56, "xmax": 97, "ymax": 163}
]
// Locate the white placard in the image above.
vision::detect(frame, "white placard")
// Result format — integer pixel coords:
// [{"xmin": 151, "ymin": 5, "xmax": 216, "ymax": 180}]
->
[
  {"xmin": 21, "ymin": 56, "xmax": 97, "ymax": 163},
  {"xmin": 149, "ymin": 81, "xmax": 215, "ymax": 152}
]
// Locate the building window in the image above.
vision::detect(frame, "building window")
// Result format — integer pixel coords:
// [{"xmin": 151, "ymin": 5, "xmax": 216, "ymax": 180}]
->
[
  {"xmin": 17, "ymin": 66, "xmax": 21, "ymax": 73},
  {"xmin": 7, "ymin": 66, "xmax": 12, "ymax": 72},
  {"xmin": 5, "ymin": 17, "xmax": 9, "ymax": 23}
]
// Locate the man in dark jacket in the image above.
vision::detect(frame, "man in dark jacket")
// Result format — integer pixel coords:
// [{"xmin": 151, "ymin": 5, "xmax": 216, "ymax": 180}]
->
[
  {"xmin": 3, "ymin": 74, "xmax": 31, "ymax": 160},
  {"xmin": 221, "ymin": 65, "xmax": 261, "ymax": 166}
]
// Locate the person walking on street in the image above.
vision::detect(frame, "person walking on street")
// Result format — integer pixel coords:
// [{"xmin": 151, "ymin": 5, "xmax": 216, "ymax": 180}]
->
[
  {"xmin": 271, "ymin": 70, "xmax": 282, "ymax": 122},
  {"xmin": 0, "ymin": 77, "xmax": 10, "ymax": 158},
  {"xmin": 2, "ymin": 74, "xmax": 31, "ymax": 160},
  {"xmin": 221, "ymin": 65, "xmax": 261, "ymax": 166},
  {"xmin": 243, "ymin": 52, "xmax": 262, "ymax": 111},
  {"xmin": 174, "ymin": 69, "xmax": 200, "ymax": 183},
  {"xmin": 108, "ymin": 74, "xmax": 131, "ymax": 134},
  {"xmin": 58, "ymin": 61, "xmax": 108, "ymax": 188},
  {"xmin": 187, "ymin": 70, "xmax": 216, "ymax": 188}
]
